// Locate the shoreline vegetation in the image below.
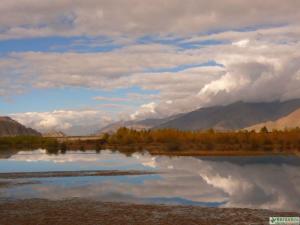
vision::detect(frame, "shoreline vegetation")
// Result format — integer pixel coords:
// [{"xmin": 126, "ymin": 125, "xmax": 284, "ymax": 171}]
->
[{"xmin": 1, "ymin": 127, "xmax": 300, "ymax": 156}]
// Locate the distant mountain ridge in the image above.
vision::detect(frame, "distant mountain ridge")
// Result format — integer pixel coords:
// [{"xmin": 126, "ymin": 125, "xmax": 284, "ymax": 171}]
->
[
  {"xmin": 154, "ymin": 99, "xmax": 300, "ymax": 131},
  {"xmin": 246, "ymin": 108, "xmax": 300, "ymax": 131},
  {"xmin": 95, "ymin": 114, "xmax": 183, "ymax": 134},
  {"xmin": 97, "ymin": 99, "xmax": 300, "ymax": 133},
  {"xmin": 42, "ymin": 130, "xmax": 66, "ymax": 137},
  {"xmin": 0, "ymin": 116, "xmax": 41, "ymax": 137}
]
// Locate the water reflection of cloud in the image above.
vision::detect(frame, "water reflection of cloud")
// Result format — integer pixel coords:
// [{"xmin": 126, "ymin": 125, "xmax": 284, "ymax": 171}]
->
[
  {"xmin": 132, "ymin": 153, "xmax": 157, "ymax": 168},
  {"xmin": 10, "ymin": 150, "xmax": 119, "ymax": 163},
  {"xmin": 8, "ymin": 150, "xmax": 154, "ymax": 169},
  {"xmin": 3, "ymin": 151, "xmax": 300, "ymax": 212},
  {"xmin": 158, "ymin": 157, "xmax": 300, "ymax": 212}
]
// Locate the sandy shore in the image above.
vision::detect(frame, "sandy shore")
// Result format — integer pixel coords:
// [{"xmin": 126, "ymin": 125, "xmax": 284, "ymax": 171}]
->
[{"xmin": 0, "ymin": 198, "xmax": 299, "ymax": 225}]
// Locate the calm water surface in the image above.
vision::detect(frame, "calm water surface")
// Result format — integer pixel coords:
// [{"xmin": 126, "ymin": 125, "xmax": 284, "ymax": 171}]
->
[{"xmin": 0, "ymin": 149, "xmax": 299, "ymax": 212}]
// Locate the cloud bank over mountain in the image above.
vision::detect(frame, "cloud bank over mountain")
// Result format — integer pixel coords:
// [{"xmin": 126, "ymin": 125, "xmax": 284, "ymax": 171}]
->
[{"xmin": 10, "ymin": 110, "xmax": 112, "ymax": 135}]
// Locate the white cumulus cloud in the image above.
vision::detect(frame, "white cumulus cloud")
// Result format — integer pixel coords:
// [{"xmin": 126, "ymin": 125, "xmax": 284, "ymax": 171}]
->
[{"xmin": 10, "ymin": 110, "xmax": 112, "ymax": 135}]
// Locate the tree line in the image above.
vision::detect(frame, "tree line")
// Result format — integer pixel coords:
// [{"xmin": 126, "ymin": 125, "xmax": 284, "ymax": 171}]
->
[
  {"xmin": 102, "ymin": 127, "xmax": 300, "ymax": 152},
  {"xmin": 1, "ymin": 127, "xmax": 300, "ymax": 154}
]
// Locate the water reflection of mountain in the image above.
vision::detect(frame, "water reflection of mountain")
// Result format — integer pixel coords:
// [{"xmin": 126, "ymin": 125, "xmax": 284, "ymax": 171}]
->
[
  {"xmin": 0, "ymin": 151, "xmax": 18, "ymax": 159},
  {"xmin": 194, "ymin": 156, "xmax": 300, "ymax": 166}
]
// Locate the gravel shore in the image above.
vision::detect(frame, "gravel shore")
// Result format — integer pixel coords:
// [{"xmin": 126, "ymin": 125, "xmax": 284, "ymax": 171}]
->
[{"xmin": 0, "ymin": 198, "xmax": 299, "ymax": 225}]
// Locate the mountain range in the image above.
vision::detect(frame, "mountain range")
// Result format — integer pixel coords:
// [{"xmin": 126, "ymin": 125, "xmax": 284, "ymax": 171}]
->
[
  {"xmin": 96, "ymin": 114, "xmax": 182, "ymax": 134},
  {"xmin": 155, "ymin": 99, "xmax": 300, "ymax": 131},
  {"xmin": 0, "ymin": 116, "xmax": 41, "ymax": 137},
  {"xmin": 97, "ymin": 99, "xmax": 300, "ymax": 133}
]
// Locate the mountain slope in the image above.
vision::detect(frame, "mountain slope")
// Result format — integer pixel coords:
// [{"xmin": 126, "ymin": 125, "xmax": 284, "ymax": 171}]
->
[
  {"xmin": 96, "ymin": 114, "xmax": 182, "ymax": 134},
  {"xmin": 246, "ymin": 108, "xmax": 300, "ymax": 131},
  {"xmin": 0, "ymin": 117, "xmax": 41, "ymax": 137},
  {"xmin": 154, "ymin": 99, "xmax": 300, "ymax": 131}
]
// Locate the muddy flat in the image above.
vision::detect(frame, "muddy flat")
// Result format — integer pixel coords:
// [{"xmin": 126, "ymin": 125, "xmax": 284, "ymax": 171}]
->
[
  {"xmin": 0, "ymin": 198, "xmax": 299, "ymax": 225},
  {"xmin": 0, "ymin": 170, "xmax": 157, "ymax": 179}
]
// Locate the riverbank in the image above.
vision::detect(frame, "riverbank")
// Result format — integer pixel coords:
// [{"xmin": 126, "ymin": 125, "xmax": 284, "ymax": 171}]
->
[
  {"xmin": 0, "ymin": 198, "xmax": 299, "ymax": 225},
  {"xmin": 142, "ymin": 149, "xmax": 300, "ymax": 156},
  {"xmin": 104, "ymin": 143, "xmax": 300, "ymax": 156}
]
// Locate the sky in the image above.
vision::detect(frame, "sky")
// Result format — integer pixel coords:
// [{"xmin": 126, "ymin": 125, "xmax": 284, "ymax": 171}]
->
[{"xmin": 1, "ymin": 0, "xmax": 300, "ymax": 135}]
